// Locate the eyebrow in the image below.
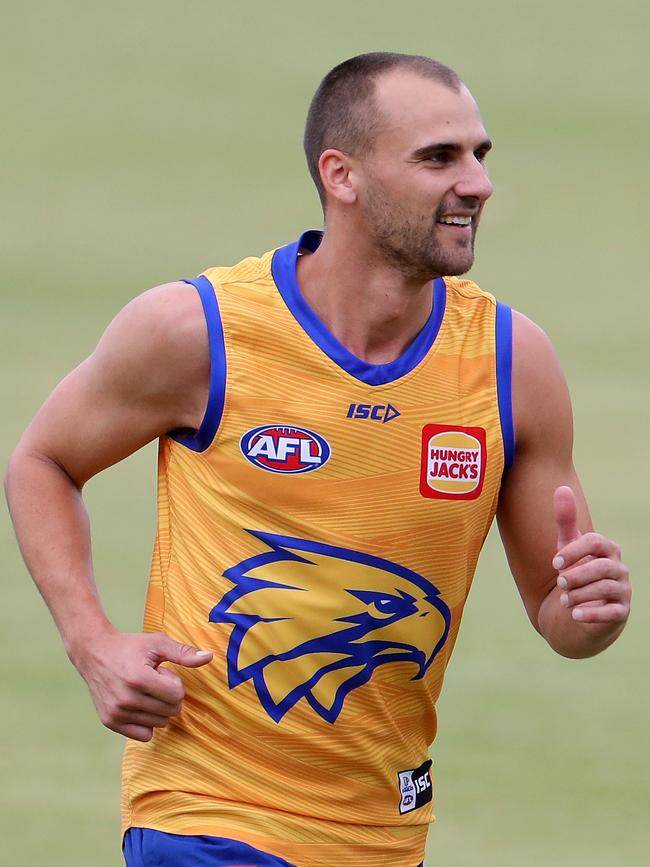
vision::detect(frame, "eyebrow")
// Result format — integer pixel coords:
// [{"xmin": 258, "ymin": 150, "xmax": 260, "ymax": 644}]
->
[{"xmin": 410, "ymin": 139, "xmax": 493, "ymax": 160}]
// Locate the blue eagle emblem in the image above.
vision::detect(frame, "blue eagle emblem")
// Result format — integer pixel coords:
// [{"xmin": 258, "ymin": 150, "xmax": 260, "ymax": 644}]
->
[{"xmin": 209, "ymin": 532, "xmax": 451, "ymax": 724}]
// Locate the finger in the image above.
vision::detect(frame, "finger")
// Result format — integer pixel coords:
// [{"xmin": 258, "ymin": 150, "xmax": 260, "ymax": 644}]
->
[
  {"xmin": 570, "ymin": 602, "xmax": 629, "ymax": 624},
  {"xmin": 138, "ymin": 664, "xmax": 185, "ymax": 704},
  {"xmin": 553, "ymin": 486, "xmax": 580, "ymax": 555},
  {"xmin": 119, "ymin": 724, "xmax": 154, "ymax": 742},
  {"xmin": 147, "ymin": 634, "xmax": 213, "ymax": 669},
  {"xmin": 138, "ymin": 695, "xmax": 183, "ymax": 717},
  {"xmin": 555, "ymin": 533, "xmax": 622, "ymax": 571},
  {"xmin": 556, "ymin": 557, "xmax": 628, "ymax": 590},
  {"xmin": 115, "ymin": 711, "xmax": 172, "ymax": 729},
  {"xmin": 560, "ymin": 578, "xmax": 628, "ymax": 608},
  {"xmin": 120, "ymin": 689, "xmax": 183, "ymax": 718}
]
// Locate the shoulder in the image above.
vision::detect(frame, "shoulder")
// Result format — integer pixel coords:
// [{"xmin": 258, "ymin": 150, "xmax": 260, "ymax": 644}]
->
[
  {"xmin": 511, "ymin": 310, "xmax": 573, "ymax": 453},
  {"xmin": 512, "ymin": 310, "xmax": 565, "ymax": 394},
  {"xmin": 107, "ymin": 280, "xmax": 205, "ymax": 342},
  {"xmin": 14, "ymin": 281, "xmax": 212, "ymax": 484},
  {"xmin": 97, "ymin": 281, "xmax": 206, "ymax": 366},
  {"xmin": 89, "ymin": 281, "xmax": 210, "ymax": 430}
]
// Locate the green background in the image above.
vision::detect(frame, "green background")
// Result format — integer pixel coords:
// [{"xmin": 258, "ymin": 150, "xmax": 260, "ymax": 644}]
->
[{"xmin": 1, "ymin": 2, "xmax": 648, "ymax": 864}]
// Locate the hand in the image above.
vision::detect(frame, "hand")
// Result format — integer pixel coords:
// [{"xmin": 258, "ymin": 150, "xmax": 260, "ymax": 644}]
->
[
  {"xmin": 74, "ymin": 629, "xmax": 213, "ymax": 742},
  {"xmin": 552, "ymin": 486, "xmax": 631, "ymax": 626}
]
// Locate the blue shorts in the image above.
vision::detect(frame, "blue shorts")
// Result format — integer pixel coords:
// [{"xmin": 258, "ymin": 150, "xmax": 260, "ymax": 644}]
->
[
  {"xmin": 123, "ymin": 827, "xmax": 424, "ymax": 867},
  {"xmin": 123, "ymin": 828, "xmax": 296, "ymax": 866}
]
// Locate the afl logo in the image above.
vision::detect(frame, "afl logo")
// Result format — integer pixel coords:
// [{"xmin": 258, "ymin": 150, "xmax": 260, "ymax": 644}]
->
[{"xmin": 240, "ymin": 425, "xmax": 331, "ymax": 474}]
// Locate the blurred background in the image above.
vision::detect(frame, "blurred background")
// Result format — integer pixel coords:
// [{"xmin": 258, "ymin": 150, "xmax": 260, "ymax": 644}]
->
[{"xmin": 1, "ymin": 1, "xmax": 648, "ymax": 864}]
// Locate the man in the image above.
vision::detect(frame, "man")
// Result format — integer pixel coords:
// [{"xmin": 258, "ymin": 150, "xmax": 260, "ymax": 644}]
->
[{"xmin": 5, "ymin": 52, "xmax": 630, "ymax": 867}]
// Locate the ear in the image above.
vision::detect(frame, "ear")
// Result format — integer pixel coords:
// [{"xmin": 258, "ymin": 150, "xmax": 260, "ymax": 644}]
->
[{"xmin": 318, "ymin": 148, "xmax": 358, "ymax": 207}]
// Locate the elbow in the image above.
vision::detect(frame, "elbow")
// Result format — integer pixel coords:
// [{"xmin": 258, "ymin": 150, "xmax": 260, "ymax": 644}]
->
[
  {"xmin": 4, "ymin": 446, "xmax": 22, "ymax": 505},
  {"xmin": 5, "ymin": 443, "xmax": 80, "ymax": 511}
]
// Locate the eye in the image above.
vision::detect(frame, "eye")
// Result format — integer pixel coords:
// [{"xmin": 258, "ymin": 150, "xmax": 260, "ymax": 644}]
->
[
  {"xmin": 474, "ymin": 148, "xmax": 490, "ymax": 164},
  {"xmin": 346, "ymin": 589, "xmax": 417, "ymax": 618},
  {"xmin": 375, "ymin": 597, "xmax": 402, "ymax": 614},
  {"xmin": 427, "ymin": 151, "xmax": 453, "ymax": 165}
]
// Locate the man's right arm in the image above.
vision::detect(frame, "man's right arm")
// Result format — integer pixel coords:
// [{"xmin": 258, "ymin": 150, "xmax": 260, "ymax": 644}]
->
[{"xmin": 5, "ymin": 281, "xmax": 214, "ymax": 741}]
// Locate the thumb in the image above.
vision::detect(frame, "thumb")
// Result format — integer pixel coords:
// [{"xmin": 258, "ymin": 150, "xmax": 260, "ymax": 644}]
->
[
  {"xmin": 553, "ymin": 485, "xmax": 581, "ymax": 550},
  {"xmin": 148, "ymin": 633, "xmax": 213, "ymax": 668}
]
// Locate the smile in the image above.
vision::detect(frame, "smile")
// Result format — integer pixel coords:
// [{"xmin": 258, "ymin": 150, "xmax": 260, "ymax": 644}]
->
[{"xmin": 437, "ymin": 215, "xmax": 472, "ymax": 226}]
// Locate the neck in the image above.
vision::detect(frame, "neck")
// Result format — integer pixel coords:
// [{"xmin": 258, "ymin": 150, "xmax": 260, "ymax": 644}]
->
[{"xmin": 296, "ymin": 227, "xmax": 435, "ymax": 365}]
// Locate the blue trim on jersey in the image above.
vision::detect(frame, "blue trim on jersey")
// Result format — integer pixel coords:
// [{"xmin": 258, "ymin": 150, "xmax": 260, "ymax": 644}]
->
[
  {"xmin": 495, "ymin": 301, "xmax": 515, "ymax": 471},
  {"xmin": 123, "ymin": 827, "xmax": 296, "ymax": 866},
  {"xmin": 169, "ymin": 276, "xmax": 226, "ymax": 452},
  {"xmin": 271, "ymin": 230, "xmax": 447, "ymax": 386}
]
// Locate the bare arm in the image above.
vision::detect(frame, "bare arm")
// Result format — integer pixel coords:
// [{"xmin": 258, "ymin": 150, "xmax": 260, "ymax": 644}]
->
[
  {"xmin": 5, "ymin": 281, "xmax": 214, "ymax": 740},
  {"xmin": 497, "ymin": 311, "xmax": 630, "ymax": 658}
]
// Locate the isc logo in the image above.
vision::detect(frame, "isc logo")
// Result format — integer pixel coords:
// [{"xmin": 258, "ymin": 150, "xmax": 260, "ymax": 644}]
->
[
  {"xmin": 346, "ymin": 403, "xmax": 400, "ymax": 424},
  {"xmin": 397, "ymin": 759, "xmax": 433, "ymax": 815},
  {"xmin": 240, "ymin": 425, "xmax": 331, "ymax": 474}
]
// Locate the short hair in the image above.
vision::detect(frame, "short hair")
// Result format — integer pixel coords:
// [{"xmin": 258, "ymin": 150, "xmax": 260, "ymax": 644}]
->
[{"xmin": 304, "ymin": 52, "xmax": 462, "ymax": 208}]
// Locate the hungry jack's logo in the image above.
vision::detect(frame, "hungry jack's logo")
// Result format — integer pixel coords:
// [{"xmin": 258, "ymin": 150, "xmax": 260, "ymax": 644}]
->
[{"xmin": 420, "ymin": 424, "xmax": 487, "ymax": 500}]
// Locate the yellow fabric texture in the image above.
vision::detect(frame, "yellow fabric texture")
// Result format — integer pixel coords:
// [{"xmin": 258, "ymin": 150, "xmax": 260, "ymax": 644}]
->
[{"xmin": 121, "ymin": 242, "xmax": 506, "ymax": 867}]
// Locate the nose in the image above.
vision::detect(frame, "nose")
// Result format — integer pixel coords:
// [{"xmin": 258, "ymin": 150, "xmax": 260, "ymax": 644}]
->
[{"xmin": 454, "ymin": 156, "xmax": 493, "ymax": 203}]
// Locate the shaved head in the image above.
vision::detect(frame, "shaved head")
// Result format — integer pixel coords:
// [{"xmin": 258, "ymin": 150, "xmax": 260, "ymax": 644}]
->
[{"xmin": 304, "ymin": 52, "xmax": 462, "ymax": 208}]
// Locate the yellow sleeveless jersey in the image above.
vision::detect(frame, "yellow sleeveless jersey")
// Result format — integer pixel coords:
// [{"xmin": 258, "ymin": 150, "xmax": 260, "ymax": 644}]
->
[{"xmin": 121, "ymin": 231, "xmax": 514, "ymax": 867}]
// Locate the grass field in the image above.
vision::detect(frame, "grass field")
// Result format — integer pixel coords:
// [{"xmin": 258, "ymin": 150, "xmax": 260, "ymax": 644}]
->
[{"xmin": 1, "ymin": 2, "xmax": 648, "ymax": 865}]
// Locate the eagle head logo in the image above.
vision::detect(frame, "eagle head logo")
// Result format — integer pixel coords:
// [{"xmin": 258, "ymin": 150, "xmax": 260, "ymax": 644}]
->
[{"xmin": 209, "ymin": 532, "xmax": 451, "ymax": 723}]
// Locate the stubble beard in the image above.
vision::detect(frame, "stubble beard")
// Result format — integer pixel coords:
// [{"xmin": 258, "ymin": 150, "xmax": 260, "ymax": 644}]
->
[{"xmin": 361, "ymin": 179, "xmax": 477, "ymax": 282}]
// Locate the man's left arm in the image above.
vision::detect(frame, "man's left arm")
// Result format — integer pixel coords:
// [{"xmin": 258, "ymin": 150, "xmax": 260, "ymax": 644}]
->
[{"xmin": 497, "ymin": 311, "xmax": 630, "ymax": 658}]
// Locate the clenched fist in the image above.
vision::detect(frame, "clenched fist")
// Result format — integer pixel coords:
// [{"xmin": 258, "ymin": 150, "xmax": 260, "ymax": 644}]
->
[{"xmin": 73, "ymin": 629, "xmax": 213, "ymax": 742}]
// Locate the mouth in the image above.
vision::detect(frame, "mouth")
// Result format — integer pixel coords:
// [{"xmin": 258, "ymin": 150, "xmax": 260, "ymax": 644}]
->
[{"xmin": 436, "ymin": 215, "xmax": 473, "ymax": 233}]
